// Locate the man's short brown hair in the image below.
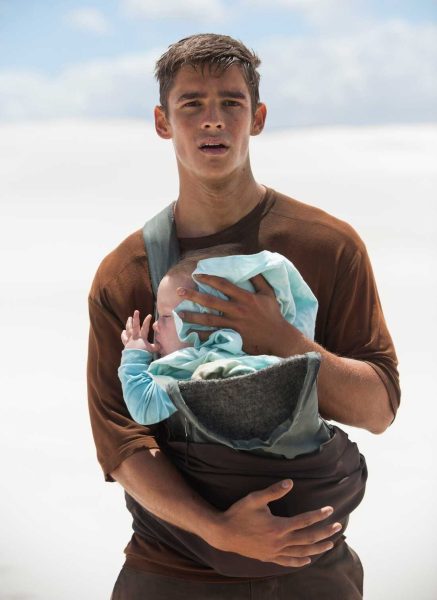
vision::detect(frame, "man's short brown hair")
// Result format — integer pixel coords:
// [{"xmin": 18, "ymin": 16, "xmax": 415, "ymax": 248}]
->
[{"xmin": 154, "ymin": 33, "xmax": 261, "ymax": 116}]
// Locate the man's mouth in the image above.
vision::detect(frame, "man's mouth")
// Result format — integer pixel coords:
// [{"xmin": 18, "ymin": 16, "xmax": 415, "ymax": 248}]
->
[{"xmin": 199, "ymin": 141, "xmax": 229, "ymax": 154}]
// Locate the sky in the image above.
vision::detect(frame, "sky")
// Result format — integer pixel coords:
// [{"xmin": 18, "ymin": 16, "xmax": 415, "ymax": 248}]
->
[{"xmin": 0, "ymin": 0, "xmax": 436, "ymax": 129}]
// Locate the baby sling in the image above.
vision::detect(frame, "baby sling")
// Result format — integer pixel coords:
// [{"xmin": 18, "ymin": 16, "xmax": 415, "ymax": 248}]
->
[{"xmin": 123, "ymin": 204, "xmax": 368, "ymax": 578}]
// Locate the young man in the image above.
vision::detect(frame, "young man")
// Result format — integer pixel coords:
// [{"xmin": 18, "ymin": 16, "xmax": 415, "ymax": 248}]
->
[{"xmin": 87, "ymin": 34, "xmax": 400, "ymax": 599}]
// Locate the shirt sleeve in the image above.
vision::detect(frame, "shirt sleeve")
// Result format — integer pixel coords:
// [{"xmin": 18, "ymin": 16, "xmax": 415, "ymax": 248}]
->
[
  {"xmin": 118, "ymin": 349, "xmax": 177, "ymax": 424},
  {"xmin": 323, "ymin": 243, "xmax": 401, "ymax": 418},
  {"xmin": 87, "ymin": 295, "xmax": 162, "ymax": 481}
]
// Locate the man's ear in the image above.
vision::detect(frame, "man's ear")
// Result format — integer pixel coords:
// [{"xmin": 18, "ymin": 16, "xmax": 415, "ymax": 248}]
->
[
  {"xmin": 250, "ymin": 102, "xmax": 267, "ymax": 136},
  {"xmin": 154, "ymin": 105, "xmax": 172, "ymax": 139}
]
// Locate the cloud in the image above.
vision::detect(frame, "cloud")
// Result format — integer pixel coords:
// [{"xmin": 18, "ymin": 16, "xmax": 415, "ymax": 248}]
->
[
  {"xmin": 0, "ymin": 52, "xmax": 158, "ymax": 120},
  {"xmin": 241, "ymin": 0, "xmax": 374, "ymax": 31},
  {"xmin": 64, "ymin": 7, "xmax": 111, "ymax": 35},
  {"xmin": 121, "ymin": 0, "xmax": 227, "ymax": 22},
  {"xmin": 258, "ymin": 19, "xmax": 437, "ymax": 128},
  {"xmin": 0, "ymin": 20, "xmax": 435, "ymax": 127},
  {"xmin": 244, "ymin": 0, "xmax": 347, "ymax": 17}
]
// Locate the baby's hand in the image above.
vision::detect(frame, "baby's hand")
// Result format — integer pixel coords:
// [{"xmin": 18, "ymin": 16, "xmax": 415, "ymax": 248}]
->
[{"xmin": 121, "ymin": 310, "xmax": 160, "ymax": 353}]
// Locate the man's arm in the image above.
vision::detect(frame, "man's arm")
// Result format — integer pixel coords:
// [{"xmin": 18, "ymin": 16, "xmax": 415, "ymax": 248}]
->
[
  {"xmin": 176, "ymin": 272, "xmax": 395, "ymax": 434},
  {"xmin": 268, "ymin": 323, "xmax": 393, "ymax": 434}
]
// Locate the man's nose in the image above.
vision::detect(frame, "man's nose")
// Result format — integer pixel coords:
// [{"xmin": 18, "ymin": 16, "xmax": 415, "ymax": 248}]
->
[{"xmin": 201, "ymin": 104, "xmax": 224, "ymax": 130}]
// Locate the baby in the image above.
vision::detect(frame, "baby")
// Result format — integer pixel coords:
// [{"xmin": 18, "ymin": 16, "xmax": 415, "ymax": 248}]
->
[{"xmin": 118, "ymin": 249, "xmax": 331, "ymax": 457}]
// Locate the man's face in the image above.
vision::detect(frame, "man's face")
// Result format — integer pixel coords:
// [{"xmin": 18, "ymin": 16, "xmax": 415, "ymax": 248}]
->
[{"xmin": 154, "ymin": 64, "xmax": 265, "ymax": 184}]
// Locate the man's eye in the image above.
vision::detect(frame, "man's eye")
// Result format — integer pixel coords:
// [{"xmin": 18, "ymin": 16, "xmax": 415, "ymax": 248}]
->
[
  {"xmin": 183, "ymin": 101, "xmax": 201, "ymax": 107},
  {"xmin": 223, "ymin": 100, "xmax": 240, "ymax": 107}
]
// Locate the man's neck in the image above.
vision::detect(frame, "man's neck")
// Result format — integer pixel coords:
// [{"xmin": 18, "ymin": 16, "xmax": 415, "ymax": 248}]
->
[{"xmin": 173, "ymin": 172, "xmax": 266, "ymax": 238}]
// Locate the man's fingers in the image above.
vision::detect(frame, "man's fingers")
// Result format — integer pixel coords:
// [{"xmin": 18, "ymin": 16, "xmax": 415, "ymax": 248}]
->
[
  {"xmin": 192, "ymin": 274, "xmax": 249, "ymax": 300},
  {"xmin": 269, "ymin": 556, "xmax": 311, "ymax": 568},
  {"xmin": 247, "ymin": 480, "xmax": 294, "ymax": 507},
  {"xmin": 275, "ymin": 541, "xmax": 339, "ymax": 566},
  {"xmin": 178, "ymin": 310, "xmax": 226, "ymax": 328},
  {"xmin": 121, "ymin": 330, "xmax": 128, "ymax": 345},
  {"xmin": 177, "ymin": 286, "xmax": 229, "ymax": 312},
  {"xmin": 281, "ymin": 539, "xmax": 335, "ymax": 558},
  {"xmin": 286, "ymin": 506, "xmax": 334, "ymax": 533},
  {"xmin": 250, "ymin": 274, "xmax": 275, "ymax": 294},
  {"xmin": 286, "ymin": 521, "xmax": 342, "ymax": 546}
]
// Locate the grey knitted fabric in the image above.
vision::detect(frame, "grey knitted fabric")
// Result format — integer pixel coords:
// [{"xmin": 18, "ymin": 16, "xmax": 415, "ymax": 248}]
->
[
  {"xmin": 177, "ymin": 356, "xmax": 307, "ymax": 440},
  {"xmin": 163, "ymin": 351, "xmax": 332, "ymax": 459}
]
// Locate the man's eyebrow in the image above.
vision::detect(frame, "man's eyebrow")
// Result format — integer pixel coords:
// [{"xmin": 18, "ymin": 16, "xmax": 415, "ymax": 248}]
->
[
  {"xmin": 218, "ymin": 90, "xmax": 247, "ymax": 100},
  {"xmin": 176, "ymin": 90, "xmax": 247, "ymax": 103},
  {"xmin": 176, "ymin": 92, "xmax": 206, "ymax": 103}
]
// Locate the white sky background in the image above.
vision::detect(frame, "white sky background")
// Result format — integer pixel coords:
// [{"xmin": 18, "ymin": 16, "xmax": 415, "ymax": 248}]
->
[
  {"xmin": 1, "ymin": 1, "xmax": 437, "ymax": 598},
  {"xmin": 0, "ymin": 120, "xmax": 436, "ymax": 600}
]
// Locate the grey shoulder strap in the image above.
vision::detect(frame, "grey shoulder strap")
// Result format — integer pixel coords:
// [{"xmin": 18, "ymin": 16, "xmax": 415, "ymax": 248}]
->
[{"xmin": 142, "ymin": 203, "xmax": 180, "ymax": 299}]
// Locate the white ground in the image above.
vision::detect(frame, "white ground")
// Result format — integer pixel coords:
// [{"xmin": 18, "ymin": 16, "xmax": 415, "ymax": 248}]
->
[{"xmin": 0, "ymin": 120, "xmax": 436, "ymax": 600}]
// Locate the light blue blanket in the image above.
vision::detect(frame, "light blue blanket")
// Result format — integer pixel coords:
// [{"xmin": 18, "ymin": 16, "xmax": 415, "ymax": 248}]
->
[{"xmin": 148, "ymin": 250, "xmax": 318, "ymax": 379}]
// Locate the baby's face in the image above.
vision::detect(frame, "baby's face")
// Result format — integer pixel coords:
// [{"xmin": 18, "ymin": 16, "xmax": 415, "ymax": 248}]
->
[{"xmin": 153, "ymin": 274, "xmax": 194, "ymax": 357}]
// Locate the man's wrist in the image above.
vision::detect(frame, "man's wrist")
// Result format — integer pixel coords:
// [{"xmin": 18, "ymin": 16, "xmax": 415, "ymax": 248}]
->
[
  {"xmin": 271, "ymin": 322, "xmax": 312, "ymax": 358},
  {"xmin": 197, "ymin": 510, "xmax": 229, "ymax": 551}
]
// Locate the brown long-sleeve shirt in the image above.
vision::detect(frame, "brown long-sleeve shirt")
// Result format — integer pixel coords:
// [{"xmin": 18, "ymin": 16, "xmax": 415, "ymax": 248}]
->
[{"xmin": 87, "ymin": 187, "xmax": 400, "ymax": 578}]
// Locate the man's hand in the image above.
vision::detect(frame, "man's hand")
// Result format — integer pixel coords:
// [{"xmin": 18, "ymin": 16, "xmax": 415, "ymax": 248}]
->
[
  {"xmin": 207, "ymin": 479, "xmax": 341, "ymax": 567},
  {"xmin": 177, "ymin": 274, "xmax": 295, "ymax": 355},
  {"xmin": 121, "ymin": 310, "xmax": 160, "ymax": 353},
  {"xmin": 112, "ymin": 451, "xmax": 342, "ymax": 569}
]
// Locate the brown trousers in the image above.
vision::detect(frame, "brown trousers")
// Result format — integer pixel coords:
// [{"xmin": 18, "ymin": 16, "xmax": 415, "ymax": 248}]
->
[{"xmin": 111, "ymin": 541, "xmax": 363, "ymax": 600}]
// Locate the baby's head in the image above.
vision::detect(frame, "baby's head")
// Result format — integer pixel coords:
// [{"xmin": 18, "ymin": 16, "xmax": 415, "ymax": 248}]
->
[
  {"xmin": 153, "ymin": 244, "xmax": 243, "ymax": 356},
  {"xmin": 153, "ymin": 268, "xmax": 195, "ymax": 357}
]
